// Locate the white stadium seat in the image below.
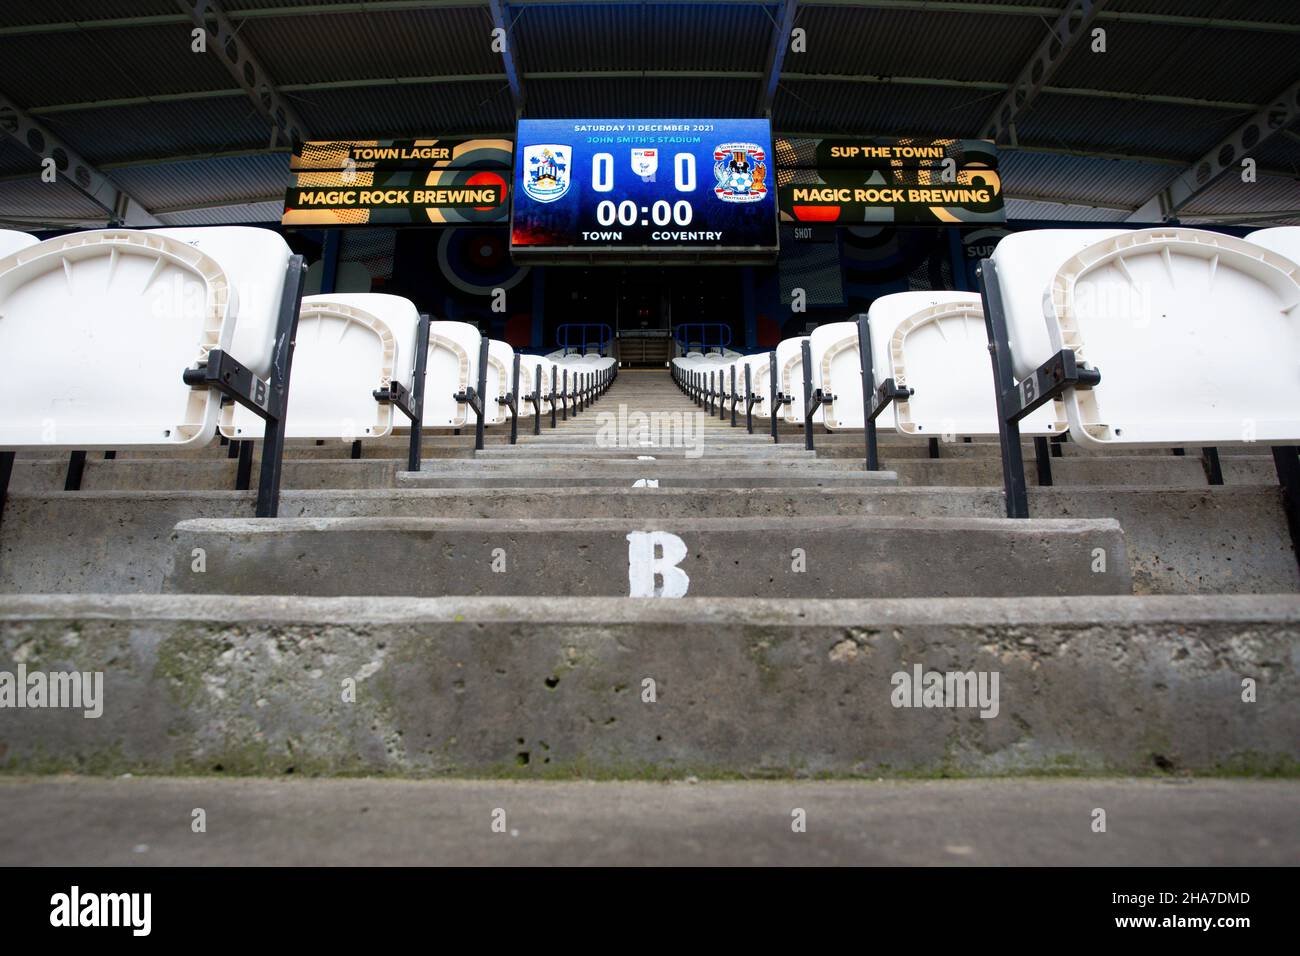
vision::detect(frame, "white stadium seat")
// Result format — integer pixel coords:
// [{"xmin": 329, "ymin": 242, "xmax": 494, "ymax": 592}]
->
[
  {"xmin": 990, "ymin": 227, "xmax": 1300, "ymax": 448},
  {"xmin": 518, "ymin": 354, "xmax": 555, "ymax": 416},
  {"xmin": 223, "ymin": 293, "xmax": 420, "ymax": 442},
  {"xmin": 807, "ymin": 321, "xmax": 861, "ymax": 431},
  {"xmin": 863, "ymin": 292, "xmax": 1065, "ymax": 438},
  {"xmin": 0, "ymin": 226, "xmax": 293, "ymax": 450},
  {"xmin": 1246, "ymin": 226, "xmax": 1300, "ymax": 262},
  {"xmin": 0, "ymin": 230, "xmax": 37, "ymax": 257},
  {"xmin": 483, "ymin": 339, "xmax": 515, "ymax": 426},
  {"xmin": 741, "ymin": 353, "xmax": 772, "ymax": 421},
  {"xmin": 774, "ymin": 335, "xmax": 816, "ymax": 425},
  {"xmin": 578, "ymin": 354, "xmax": 618, "ymax": 371},
  {"xmin": 423, "ymin": 320, "xmax": 481, "ymax": 429},
  {"xmin": 0, "ymin": 225, "xmax": 305, "ymax": 517}
]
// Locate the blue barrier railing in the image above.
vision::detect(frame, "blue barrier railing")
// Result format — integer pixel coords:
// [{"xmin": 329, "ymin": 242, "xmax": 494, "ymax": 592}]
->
[
  {"xmin": 556, "ymin": 323, "xmax": 614, "ymax": 357},
  {"xmin": 673, "ymin": 323, "xmax": 732, "ymax": 355}
]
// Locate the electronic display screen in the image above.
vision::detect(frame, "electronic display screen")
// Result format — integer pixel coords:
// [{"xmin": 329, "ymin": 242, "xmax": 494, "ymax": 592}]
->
[{"xmin": 510, "ymin": 118, "xmax": 778, "ymax": 262}]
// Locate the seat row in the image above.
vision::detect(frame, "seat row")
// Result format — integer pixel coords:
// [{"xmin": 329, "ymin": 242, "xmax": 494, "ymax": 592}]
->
[
  {"xmin": 672, "ymin": 226, "xmax": 1300, "ymax": 556},
  {"xmin": 0, "ymin": 226, "xmax": 616, "ymax": 518}
]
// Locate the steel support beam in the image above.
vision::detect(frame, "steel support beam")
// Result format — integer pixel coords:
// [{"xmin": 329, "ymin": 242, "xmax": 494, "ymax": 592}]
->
[
  {"xmin": 22, "ymin": 72, "xmax": 1259, "ymax": 118},
  {"xmin": 759, "ymin": 0, "xmax": 799, "ymax": 114},
  {"xmin": 981, "ymin": 0, "xmax": 1110, "ymax": 143},
  {"xmin": 0, "ymin": 91, "xmax": 160, "ymax": 225},
  {"xmin": 488, "ymin": 0, "xmax": 524, "ymax": 112},
  {"xmin": 174, "ymin": 0, "xmax": 310, "ymax": 150},
  {"xmin": 4, "ymin": 2, "xmax": 1299, "ymax": 37},
  {"xmin": 1127, "ymin": 76, "xmax": 1300, "ymax": 221}
]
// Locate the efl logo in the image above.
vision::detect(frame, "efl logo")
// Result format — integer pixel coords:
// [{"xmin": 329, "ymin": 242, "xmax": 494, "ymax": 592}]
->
[
  {"xmin": 631, "ymin": 148, "xmax": 658, "ymax": 182},
  {"xmin": 50, "ymin": 886, "xmax": 151, "ymax": 936}
]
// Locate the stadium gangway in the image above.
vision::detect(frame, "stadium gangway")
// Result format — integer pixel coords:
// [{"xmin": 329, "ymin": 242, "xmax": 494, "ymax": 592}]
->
[
  {"xmin": 0, "ymin": 226, "xmax": 306, "ymax": 520},
  {"xmin": 555, "ymin": 322, "xmax": 613, "ymax": 357},
  {"xmin": 977, "ymin": 226, "xmax": 1300, "ymax": 565},
  {"xmin": 673, "ymin": 323, "xmax": 732, "ymax": 356},
  {"xmin": 807, "ymin": 292, "xmax": 1067, "ymax": 469},
  {"xmin": 223, "ymin": 293, "xmax": 428, "ymax": 472}
]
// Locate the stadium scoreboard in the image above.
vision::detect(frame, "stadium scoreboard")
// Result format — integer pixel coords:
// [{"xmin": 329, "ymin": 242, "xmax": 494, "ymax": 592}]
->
[{"xmin": 510, "ymin": 118, "xmax": 779, "ymax": 263}]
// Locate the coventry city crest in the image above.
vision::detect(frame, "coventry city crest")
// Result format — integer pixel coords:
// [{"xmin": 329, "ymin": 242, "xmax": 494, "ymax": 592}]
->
[
  {"xmin": 523, "ymin": 144, "xmax": 571, "ymax": 203},
  {"xmin": 713, "ymin": 142, "xmax": 767, "ymax": 203}
]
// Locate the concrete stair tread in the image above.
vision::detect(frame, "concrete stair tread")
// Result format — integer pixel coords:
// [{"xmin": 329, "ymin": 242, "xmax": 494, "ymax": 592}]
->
[
  {"xmin": 8, "ymin": 485, "xmax": 1291, "ymax": 596},
  {"xmin": 165, "ymin": 514, "xmax": 1129, "ymax": 598},
  {"xmin": 2, "ymin": 593, "xmax": 1295, "ymax": 778}
]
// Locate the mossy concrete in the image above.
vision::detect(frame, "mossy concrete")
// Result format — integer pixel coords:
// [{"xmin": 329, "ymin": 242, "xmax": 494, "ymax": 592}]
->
[{"xmin": 1, "ymin": 594, "xmax": 1295, "ymax": 779}]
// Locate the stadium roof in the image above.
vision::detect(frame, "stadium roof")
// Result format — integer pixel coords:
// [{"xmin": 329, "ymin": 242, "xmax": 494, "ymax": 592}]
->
[{"xmin": 1, "ymin": 0, "xmax": 1297, "ymax": 228}]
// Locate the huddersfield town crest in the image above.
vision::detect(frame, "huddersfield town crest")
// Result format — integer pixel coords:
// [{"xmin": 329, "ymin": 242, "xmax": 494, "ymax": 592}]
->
[
  {"xmin": 713, "ymin": 142, "xmax": 767, "ymax": 203},
  {"xmin": 522, "ymin": 144, "xmax": 571, "ymax": 203},
  {"xmin": 631, "ymin": 148, "xmax": 658, "ymax": 183}
]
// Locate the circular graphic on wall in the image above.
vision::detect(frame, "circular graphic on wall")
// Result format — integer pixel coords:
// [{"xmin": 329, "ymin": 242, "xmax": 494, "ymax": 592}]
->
[{"xmin": 437, "ymin": 227, "xmax": 530, "ymax": 296}]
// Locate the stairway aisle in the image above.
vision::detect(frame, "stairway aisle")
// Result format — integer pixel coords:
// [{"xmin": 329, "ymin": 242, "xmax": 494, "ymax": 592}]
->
[{"xmin": 2, "ymin": 366, "xmax": 1296, "ymax": 864}]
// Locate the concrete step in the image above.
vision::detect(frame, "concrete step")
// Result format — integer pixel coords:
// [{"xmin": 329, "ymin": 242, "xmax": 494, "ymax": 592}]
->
[
  {"xmin": 8, "ymin": 458, "xmax": 401, "ymax": 491},
  {"xmin": 886, "ymin": 455, "xmax": 1276, "ymax": 486},
  {"xmin": 5, "ymin": 485, "xmax": 1289, "ymax": 596},
  {"xmin": 162, "ymin": 515, "xmax": 1128, "ymax": 598},
  {"xmin": 473, "ymin": 446, "xmax": 814, "ymax": 459},
  {"xmin": 1, "ymin": 776, "xmax": 1295, "ymax": 865},
  {"xmin": 1, "ymin": 593, "xmax": 1292, "ymax": 777},
  {"xmin": 417, "ymin": 457, "xmax": 867, "ymax": 472},
  {"xmin": 396, "ymin": 471, "xmax": 901, "ymax": 489}
]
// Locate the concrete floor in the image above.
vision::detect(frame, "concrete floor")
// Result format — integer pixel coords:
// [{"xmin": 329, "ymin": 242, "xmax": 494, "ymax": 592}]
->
[{"xmin": 0, "ymin": 776, "xmax": 1295, "ymax": 866}]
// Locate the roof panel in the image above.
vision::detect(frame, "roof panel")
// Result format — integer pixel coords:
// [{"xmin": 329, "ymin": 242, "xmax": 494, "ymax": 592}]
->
[
  {"xmin": 1180, "ymin": 171, "xmax": 1300, "ymax": 222},
  {"xmin": 526, "ymin": 77, "xmax": 757, "ymax": 119},
  {"xmin": 108, "ymin": 152, "xmax": 289, "ymax": 211},
  {"xmin": 0, "ymin": 1, "xmax": 182, "ymax": 28},
  {"xmin": 0, "ymin": 136, "xmax": 42, "ymax": 178},
  {"xmin": 1005, "ymin": 197, "xmax": 1131, "ymax": 222},
  {"xmin": 292, "ymin": 82, "xmax": 515, "ymax": 137},
  {"xmin": 0, "ymin": 179, "xmax": 109, "ymax": 225},
  {"xmin": 154, "ymin": 199, "xmax": 284, "ymax": 226},
  {"xmin": 243, "ymin": 8, "xmax": 501, "ymax": 85},
  {"xmin": 1049, "ymin": 20, "xmax": 1298, "ymax": 106},
  {"xmin": 774, "ymin": 82, "xmax": 986, "ymax": 139},
  {"xmin": 1251, "ymin": 129, "xmax": 1300, "ymax": 173},
  {"xmin": 0, "ymin": 24, "xmax": 236, "ymax": 108},
  {"xmin": 1000, "ymin": 149, "xmax": 1178, "ymax": 207},
  {"xmin": 1014, "ymin": 93, "xmax": 1244, "ymax": 158},
  {"xmin": 1108, "ymin": 0, "xmax": 1300, "ymax": 25},
  {"xmin": 792, "ymin": 6, "xmax": 1046, "ymax": 83},
  {"xmin": 38, "ymin": 99, "xmax": 271, "ymax": 166},
  {"xmin": 514, "ymin": 3, "xmax": 773, "ymax": 73}
]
